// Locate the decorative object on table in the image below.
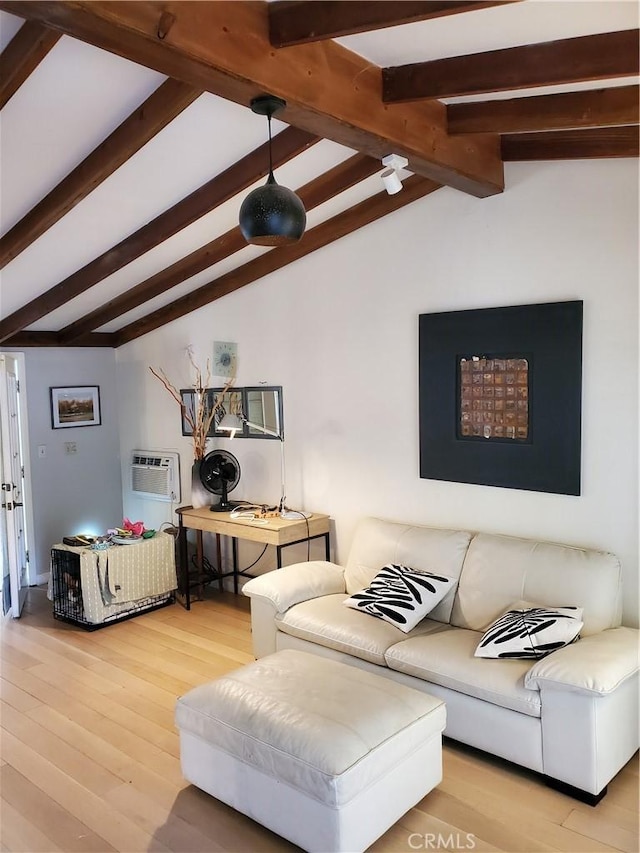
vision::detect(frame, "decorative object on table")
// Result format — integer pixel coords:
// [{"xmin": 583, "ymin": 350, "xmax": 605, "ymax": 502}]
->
[
  {"xmin": 121, "ymin": 518, "xmax": 145, "ymax": 536},
  {"xmin": 62, "ymin": 535, "xmax": 95, "ymax": 547},
  {"xmin": 418, "ymin": 300, "xmax": 583, "ymax": 495},
  {"xmin": 198, "ymin": 450, "xmax": 241, "ymax": 512},
  {"xmin": 150, "ymin": 351, "xmax": 234, "ymax": 460},
  {"xmin": 111, "ymin": 535, "xmax": 143, "ymax": 545},
  {"xmin": 239, "ymin": 95, "xmax": 306, "ymax": 246},
  {"xmin": 50, "ymin": 385, "xmax": 101, "ymax": 429},
  {"xmin": 106, "ymin": 519, "xmax": 156, "ymax": 545},
  {"xmin": 213, "ymin": 341, "xmax": 237, "ymax": 377}
]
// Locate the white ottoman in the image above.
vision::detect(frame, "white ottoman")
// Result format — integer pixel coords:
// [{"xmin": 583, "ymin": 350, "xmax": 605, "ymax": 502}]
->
[{"xmin": 175, "ymin": 649, "xmax": 446, "ymax": 853}]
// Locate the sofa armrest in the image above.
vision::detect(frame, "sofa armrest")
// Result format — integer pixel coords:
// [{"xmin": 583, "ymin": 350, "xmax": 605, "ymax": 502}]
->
[
  {"xmin": 243, "ymin": 561, "xmax": 346, "ymax": 612},
  {"xmin": 242, "ymin": 561, "xmax": 346, "ymax": 659},
  {"xmin": 525, "ymin": 626, "xmax": 639, "ymax": 696}
]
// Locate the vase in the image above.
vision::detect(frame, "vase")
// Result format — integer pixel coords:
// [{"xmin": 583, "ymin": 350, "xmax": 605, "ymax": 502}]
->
[{"xmin": 191, "ymin": 459, "xmax": 211, "ymax": 509}]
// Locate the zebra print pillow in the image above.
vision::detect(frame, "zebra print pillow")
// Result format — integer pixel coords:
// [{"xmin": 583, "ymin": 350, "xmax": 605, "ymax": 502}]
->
[
  {"xmin": 343, "ymin": 564, "xmax": 456, "ymax": 633},
  {"xmin": 475, "ymin": 605, "xmax": 584, "ymax": 659}
]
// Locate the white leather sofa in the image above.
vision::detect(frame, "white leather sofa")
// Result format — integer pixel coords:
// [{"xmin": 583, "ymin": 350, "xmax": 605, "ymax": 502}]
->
[{"xmin": 243, "ymin": 517, "xmax": 639, "ymax": 803}]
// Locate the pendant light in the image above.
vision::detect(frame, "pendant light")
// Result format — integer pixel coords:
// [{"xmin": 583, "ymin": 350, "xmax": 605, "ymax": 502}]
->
[{"xmin": 239, "ymin": 95, "xmax": 306, "ymax": 246}]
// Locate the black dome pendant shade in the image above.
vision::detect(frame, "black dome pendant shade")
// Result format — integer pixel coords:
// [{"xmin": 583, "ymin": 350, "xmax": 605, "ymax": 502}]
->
[{"xmin": 239, "ymin": 95, "xmax": 306, "ymax": 247}]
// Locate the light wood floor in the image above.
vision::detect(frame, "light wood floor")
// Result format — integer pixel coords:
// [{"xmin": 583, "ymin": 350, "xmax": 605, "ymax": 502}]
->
[{"xmin": 1, "ymin": 587, "xmax": 637, "ymax": 853}]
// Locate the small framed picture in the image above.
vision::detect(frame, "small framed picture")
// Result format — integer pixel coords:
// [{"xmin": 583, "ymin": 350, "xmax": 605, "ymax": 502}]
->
[{"xmin": 50, "ymin": 386, "xmax": 101, "ymax": 429}]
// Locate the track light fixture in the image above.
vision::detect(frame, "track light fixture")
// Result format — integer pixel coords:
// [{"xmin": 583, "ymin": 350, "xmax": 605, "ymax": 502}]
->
[
  {"xmin": 381, "ymin": 153, "xmax": 409, "ymax": 195},
  {"xmin": 239, "ymin": 95, "xmax": 307, "ymax": 246}
]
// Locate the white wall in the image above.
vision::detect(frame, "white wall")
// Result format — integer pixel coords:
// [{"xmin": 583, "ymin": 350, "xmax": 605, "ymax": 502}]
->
[
  {"xmin": 5, "ymin": 347, "xmax": 123, "ymax": 580},
  {"xmin": 117, "ymin": 159, "xmax": 639, "ymax": 626}
]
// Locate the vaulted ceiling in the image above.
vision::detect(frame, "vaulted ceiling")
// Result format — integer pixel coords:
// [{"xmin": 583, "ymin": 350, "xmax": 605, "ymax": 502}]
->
[{"xmin": 0, "ymin": 1, "xmax": 638, "ymax": 349}]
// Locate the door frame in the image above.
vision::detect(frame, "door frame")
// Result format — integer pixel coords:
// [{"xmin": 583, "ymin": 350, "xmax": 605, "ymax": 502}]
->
[{"xmin": 0, "ymin": 352, "xmax": 36, "ymax": 616}]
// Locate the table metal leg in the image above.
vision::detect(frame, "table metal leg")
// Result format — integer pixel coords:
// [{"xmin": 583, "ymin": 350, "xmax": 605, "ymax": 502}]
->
[
  {"xmin": 232, "ymin": 537, "xmax": 239, "ymax": 594},
  {"xmin": 196, "ymin": 530, "xmax": 204, "ymax": 601},
  {"xmin": 216, "ymin": 533, "xmax": 223, "ymax": 592},
  {"xmin": 178, "ymin": 520, "xmax": 190, "ymax": 611}
]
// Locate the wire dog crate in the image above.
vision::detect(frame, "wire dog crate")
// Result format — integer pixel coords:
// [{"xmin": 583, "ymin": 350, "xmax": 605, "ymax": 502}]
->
[{"xmin": 50, "ymin": 548, "xmax": 174, "ymax": 630}]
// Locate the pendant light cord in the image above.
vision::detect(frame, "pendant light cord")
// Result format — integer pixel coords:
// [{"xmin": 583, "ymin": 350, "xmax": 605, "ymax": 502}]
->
[{"xmin": 267, "ymin": 111, "xmax": 274, "ymax": 178}]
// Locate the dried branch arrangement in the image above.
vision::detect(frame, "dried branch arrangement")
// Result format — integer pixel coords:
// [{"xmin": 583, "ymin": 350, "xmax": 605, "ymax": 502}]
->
[{"xmin": 150, "ymin": 353, "xmax": 233, "ymax": 460}]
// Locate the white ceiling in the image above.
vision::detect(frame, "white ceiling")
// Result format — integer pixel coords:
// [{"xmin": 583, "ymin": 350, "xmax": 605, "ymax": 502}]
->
[{"xmin": 0, "ymin": 1, "xmax": 637, "ymax": 335}]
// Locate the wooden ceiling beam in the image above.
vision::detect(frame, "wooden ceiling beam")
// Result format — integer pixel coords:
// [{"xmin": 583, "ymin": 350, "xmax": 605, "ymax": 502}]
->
[
  {"xmin": 383, "ymin": 30, "xmax": 640, "ymax": 102},
  {"xmin": 0, "ymin": 126, "xmax": 318, "ymax": 344},
  {"xmin": 0, "ymin": 20, "xmax": 60, "ymax": 109},
  {"xmin": 0, "ymin": 1, "xmax": 503, "ymax": 198},
  {"xmin": 2, "ymin": 330, "xmax": 116, "ymax": 347},
  {"xmin": 0, "ymin": 78, "xmax": 202, "ymax": 269},
  {"xmin": 268, "ymin": 1, "xmax": 518, "ymax": 47},
  {"xmin": 501, "ymin": 126, "xmax": 640, "ymax": 161},
  {"xmin": 448, "ymin": 85, "xmax": 640, "ymax": 134},
  {"xmin": 115, "ymin": 175, "xmax": 440, "ymax": 345},
  {"xmin": 59, "ymin": 152, "xmax": 381, "ymax": 342}
]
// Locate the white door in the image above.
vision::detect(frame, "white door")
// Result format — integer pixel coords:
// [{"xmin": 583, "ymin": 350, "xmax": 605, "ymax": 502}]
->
[{"xmin": 0, "ymin": 353, "xmax": 31, "ymax": 617}]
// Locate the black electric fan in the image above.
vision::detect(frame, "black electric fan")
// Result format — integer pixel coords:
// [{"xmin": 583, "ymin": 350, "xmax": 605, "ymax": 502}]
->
[{"xmin": 199, "ymin": 450, "xmax": 241, "ymax": 512}]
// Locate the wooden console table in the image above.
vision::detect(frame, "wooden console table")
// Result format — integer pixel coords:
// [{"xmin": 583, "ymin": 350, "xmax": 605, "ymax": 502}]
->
[{"xmin": 176, "ymin": 506, "xmax": 331, "ymax": 609}]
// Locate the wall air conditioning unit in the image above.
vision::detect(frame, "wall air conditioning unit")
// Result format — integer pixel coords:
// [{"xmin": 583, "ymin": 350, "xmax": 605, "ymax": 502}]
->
[{"xmin": 130, "ymin": 451, "xmax": 180, "ymax": 502}]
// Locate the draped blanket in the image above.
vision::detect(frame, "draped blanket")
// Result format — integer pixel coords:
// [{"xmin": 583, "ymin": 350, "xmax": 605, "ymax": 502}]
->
[{"xmin": 52, "ymin": 532, "xmax": 177, "ymax": 623}]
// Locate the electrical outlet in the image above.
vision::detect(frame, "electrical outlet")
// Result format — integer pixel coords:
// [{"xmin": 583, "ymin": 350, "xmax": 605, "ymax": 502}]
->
[{"xmin": 64, "ymin": 442, "xmax": 77, "ymax": 455}]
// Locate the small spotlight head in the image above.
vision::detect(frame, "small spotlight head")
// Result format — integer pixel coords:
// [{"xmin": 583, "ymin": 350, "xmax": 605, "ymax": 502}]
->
[
  {"xmin": 380, "ymin": 153, "xmax": 409, "ymax": 195},
  {"xmin": 381, "ymin": 168, "xmax": 403, "ymax": 195}
]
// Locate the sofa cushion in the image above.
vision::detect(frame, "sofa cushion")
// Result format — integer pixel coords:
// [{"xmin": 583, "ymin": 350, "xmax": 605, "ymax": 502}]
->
[
  {"xmin": 276, "ymin": 594, "xmax": 450, "ymax": 666},
  {"xmin": 343, "ymin": 564, "xmax": 456, "ymax": 633},
  {"xmin": 450, "ymin": 533, "xmax": 622, "ymax": 637},
  {"xmin": 345, "ymin": 518, "xmax": 471, "ymax": 624},
  {"xmin": 475, "ymin": 605, "xmax": 583, "ymax": 659},
  {"xmin": 385, "ymin": 628, "xmax": 541, "ymax": 717}
]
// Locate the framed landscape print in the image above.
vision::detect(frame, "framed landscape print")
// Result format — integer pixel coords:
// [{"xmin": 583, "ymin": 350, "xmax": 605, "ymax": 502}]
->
[
  {"xmin": 418, "ymin": 301, "xmax": 583, "ymax": 495},
  {"xmin": 50, "ymin": 386, "xmax": 101, "ymax": 429}
]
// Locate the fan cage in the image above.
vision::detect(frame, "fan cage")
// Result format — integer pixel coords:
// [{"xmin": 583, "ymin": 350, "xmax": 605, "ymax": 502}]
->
[{"xmin": 199, "ymin": 450, "xmax": 241, "ymax": 502}]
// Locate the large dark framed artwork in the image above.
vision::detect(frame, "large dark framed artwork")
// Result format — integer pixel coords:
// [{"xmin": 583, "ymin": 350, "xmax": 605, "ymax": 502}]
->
[{"xmin": 419, "ymin": 301, "xmax": 583, "ymax": 495}]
